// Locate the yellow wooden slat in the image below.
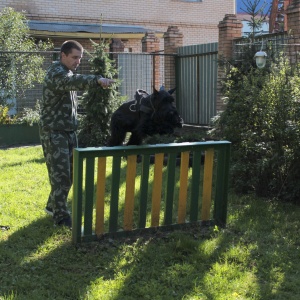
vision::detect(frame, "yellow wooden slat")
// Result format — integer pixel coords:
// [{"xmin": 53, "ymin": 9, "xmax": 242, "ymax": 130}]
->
[
  {"xmin": 201, "ymin": 148, "xmax": 214, "ymax": 221},
  {"xmin": 178, "ymin": 151, "xmax": 190, "ymax": 224},
  {"xmin": 124, "ymin": 155, "xmax": 137, "ymax": 230},
  {"xmin": 151, "ymin": 153, "xmax": 164, "ymax": 227},
  {"xmin": 95, "ymin": 157, "xmax": 106, "ymax": 236}
]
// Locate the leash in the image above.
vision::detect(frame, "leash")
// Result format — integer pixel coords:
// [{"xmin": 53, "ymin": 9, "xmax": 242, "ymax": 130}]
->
[
  {"xmin": 129, "ymin": 102, "xmax": 137, "ymax": 112},
  {"xmin": 149, "ymin": 95, "xmax": 156, "ymax": 112},
  {"xmin": 147, "ymin": 95, "xmax": 156, "ymax": 118}
]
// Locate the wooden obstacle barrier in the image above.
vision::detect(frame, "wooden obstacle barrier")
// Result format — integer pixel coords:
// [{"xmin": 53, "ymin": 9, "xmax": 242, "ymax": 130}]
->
[{"xmin": 72, "ymin": 141, "xmax": 231, "ymax": 244}]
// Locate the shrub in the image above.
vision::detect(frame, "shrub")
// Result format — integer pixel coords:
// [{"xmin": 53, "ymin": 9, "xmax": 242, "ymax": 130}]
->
[
  {"xmin": 0, "ymin": 105, "xmax": 10, "ymax": 124},
  {"xmin": 14, "ymin": 102, "xmax": 40, "ymax": 126},
  {"xmin": 77, "ymin": 39, "xmax": 123, "ymax": 147},
  {"xmin": 0, "ymin": 102, "xmax": 40, "ymax": 125},
  {"xmin": 210, "ymin": 56, "xmax": 300, "ymax": 203}
]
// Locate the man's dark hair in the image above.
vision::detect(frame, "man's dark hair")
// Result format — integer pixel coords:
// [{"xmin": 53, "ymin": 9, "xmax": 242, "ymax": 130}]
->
[{"xmin": 60, "ymin": 40, "xmax": 83, "ymax": 55}]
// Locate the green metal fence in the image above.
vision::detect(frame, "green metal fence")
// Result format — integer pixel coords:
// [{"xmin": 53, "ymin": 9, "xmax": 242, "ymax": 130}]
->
[
  {"xmin": 176, "ymin": 43, "xmax": 218, "ymax": 125},
  {"xmin": 72, "ymin": 141, "xmax": 231, "ymax": 244}
]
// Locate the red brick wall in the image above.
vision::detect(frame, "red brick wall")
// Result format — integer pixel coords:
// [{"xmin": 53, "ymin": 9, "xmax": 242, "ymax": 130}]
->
[
  {"xmin": 287, "ymin": 0, "xmax": 300, "ymax": 64},
  {"xmin": 217, "ymin": 14, "xmax": 242, "ymax": 112}
]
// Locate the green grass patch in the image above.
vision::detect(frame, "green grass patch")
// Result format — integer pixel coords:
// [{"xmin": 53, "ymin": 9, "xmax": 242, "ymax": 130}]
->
[{"xmin": 1, "ymin": 146, "xmax": 300, "ymax": 299}]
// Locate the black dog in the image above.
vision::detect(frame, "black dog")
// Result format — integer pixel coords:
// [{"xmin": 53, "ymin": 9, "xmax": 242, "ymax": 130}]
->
[{"xmin": 108, "ymin": 87, "xmax": 183, "ymax": 146}]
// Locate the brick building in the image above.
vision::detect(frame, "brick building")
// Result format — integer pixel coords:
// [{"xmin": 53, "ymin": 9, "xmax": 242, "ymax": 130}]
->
[{"xmin": 0, "ymin": 0, "xmax": 235, "ymax": 51}]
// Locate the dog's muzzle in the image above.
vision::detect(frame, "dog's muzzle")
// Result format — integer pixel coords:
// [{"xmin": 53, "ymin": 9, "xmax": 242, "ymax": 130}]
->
[{"xmin": 177, "ymin": 117, "xmax": 184, "ymax": 128}]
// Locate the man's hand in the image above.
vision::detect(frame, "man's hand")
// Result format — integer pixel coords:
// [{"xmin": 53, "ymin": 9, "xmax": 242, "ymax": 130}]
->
[{"xmin": 98, "ymin": 78, "xmax": 115, "ymax": 88}]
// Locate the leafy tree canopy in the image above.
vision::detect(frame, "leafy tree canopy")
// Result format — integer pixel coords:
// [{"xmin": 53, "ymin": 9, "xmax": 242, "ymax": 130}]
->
[{"xmin": 0, "ymin": 7, "xmax": 52, "ymax": 105}]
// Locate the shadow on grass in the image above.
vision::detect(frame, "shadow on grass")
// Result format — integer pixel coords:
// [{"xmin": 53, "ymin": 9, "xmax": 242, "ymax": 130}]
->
[
  {"xmin": 0, "ymin": 216, "xmax": 121, "ymax": 299},
  {"xmin": 103, "ymin": 196, "xmax": 300, "ymax": 299},
  {"xmin": 1, "ymin": 157, "xmax": 45, "ymax": 168},
  {"xmin": 75, "ymin": 156, "xmax": 298, "ymax": 298},
  {"xmin": 221, "ymin": 197, "xmax": 300, "ymax": 299},
  {"xmin": 1, "ymin": 196, "xmax": 299, "ymax": 299},
  {"xmin": 1, "ymin": 204, "xmax": 222, "ymax": 299}
]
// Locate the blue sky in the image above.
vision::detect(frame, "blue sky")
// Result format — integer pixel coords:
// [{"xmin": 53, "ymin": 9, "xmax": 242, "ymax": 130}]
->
[{"xmin": 237, "ymin": 0, "xmax": 271, "ymax": 14}]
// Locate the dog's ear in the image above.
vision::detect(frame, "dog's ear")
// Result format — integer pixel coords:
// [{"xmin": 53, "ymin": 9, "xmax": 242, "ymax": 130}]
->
[
  {"xmin": 153, "ymin": 86, "xmax": 159, "ymax": 95},
  {"xmin": 168, "ymin": 87, "xmax": 176, "ymax": 95}
]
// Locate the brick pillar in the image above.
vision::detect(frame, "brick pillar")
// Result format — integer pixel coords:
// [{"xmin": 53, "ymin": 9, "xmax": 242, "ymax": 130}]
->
[
  {"xmin": 142, "ymin": 32, "xmax": 160, "ymax": 90},
  {"xmin": 286, "ymin": 0, "xmax": 300, "ymax": 64},
  {"xmin": 164, "ymin": 26, "xmax": 183, "ymax": 94},
  {"xmin": 109, "ymin": 38, "xmax": 125, "ymax": 67},
  {"xmin": 217, "ymin": 14, "xmax": 242, "ymax": 112}
]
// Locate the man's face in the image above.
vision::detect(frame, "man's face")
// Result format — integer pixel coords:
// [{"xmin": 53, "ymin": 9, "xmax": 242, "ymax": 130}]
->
[{"xmin": 61, "ymin": 48, "xmax": 83, "ymax": 71}]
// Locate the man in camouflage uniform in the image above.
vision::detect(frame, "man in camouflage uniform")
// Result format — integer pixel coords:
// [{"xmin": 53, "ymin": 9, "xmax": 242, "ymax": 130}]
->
[{"xmin": 39, "ymin": 40, "xmax": 114, "ymax": 228}]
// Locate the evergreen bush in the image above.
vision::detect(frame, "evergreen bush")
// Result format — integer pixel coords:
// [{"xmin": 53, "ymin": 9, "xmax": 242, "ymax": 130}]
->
[{"xmin": 78, "ymin": 39, "xmax": 123, "ymax": 147}]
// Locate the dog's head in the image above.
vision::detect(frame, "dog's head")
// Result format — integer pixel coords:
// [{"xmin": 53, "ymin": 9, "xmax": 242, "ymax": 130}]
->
[{"xmin": 151, "ymin": 88, "xmax": 184, "ymax": 133}]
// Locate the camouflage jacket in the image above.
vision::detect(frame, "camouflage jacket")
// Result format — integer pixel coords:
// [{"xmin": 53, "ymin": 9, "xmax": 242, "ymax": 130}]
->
[{"xmin": 39, "ymin": 61, "xmax": 101, "ymax": 131}]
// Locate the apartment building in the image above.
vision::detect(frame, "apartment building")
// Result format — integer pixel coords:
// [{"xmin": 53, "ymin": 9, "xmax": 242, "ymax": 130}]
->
[{"xmin": 1, "ymin": 0, "xmax": 235, "ymax": 51}]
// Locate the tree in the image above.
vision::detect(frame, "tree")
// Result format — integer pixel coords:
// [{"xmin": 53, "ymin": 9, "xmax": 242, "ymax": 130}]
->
[
  {"xmin": 239, "ymin": 0, "xmax": 270, "ymax": 40},
  {"xmin": 0, "ymin": 7, "xmax": 52, "ymax": 107},
  {"xmin": 77, "ymin": 39, "xmax": 123, "ymax": 146}
]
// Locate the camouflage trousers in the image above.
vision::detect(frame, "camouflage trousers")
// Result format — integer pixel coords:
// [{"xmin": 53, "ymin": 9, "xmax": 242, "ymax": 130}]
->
[{"xmin": 40, "ymin": 129, "xmax": 77, "ymax": 224}]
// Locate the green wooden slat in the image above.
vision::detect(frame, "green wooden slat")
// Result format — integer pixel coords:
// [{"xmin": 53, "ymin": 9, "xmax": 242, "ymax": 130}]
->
[
  {"xmin": 72, "ymin": 150, "xmax": 84, "ymax": 244},
  {"xmin": 109, "ymin": 155, "xmax": 121, "ymax": 232},
  {"xmin": 83, "ymin": 157, "xmax": 95, "ymax": 236},
  {"xmin": 189, "ymin": 150, "xmax": 202, "ymax": 222},
  {"xmin": 139, "ymin": 154, "xmax": 150, "ymax": 228},
  {"xmin": 164, "ymin": 153, "xmax": 177, "ymax": 225},
  {"xmin": 214, "ymin": 145, "xmax": 231, "ymax": 226}
]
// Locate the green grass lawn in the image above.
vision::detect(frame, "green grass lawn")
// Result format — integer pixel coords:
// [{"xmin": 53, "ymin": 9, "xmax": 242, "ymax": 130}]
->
[{"xmin": 1, "ymin": 145, "xmax": 300, "ymax": 300}]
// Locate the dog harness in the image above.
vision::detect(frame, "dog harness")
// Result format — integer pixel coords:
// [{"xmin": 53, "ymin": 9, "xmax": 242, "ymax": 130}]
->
[{"xmin": 129, "ymin": 89, "xmax": 155, "ymax": 116}]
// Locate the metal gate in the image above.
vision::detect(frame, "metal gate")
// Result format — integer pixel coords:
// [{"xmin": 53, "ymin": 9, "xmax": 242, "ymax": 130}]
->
[
  {"xmin": 118, "ymin": 53, "xmax": 153, "ymax": 100},
  {"xmin": 117, "ymin": 52, "xmax": 169, "ymax": 101},
  {"xmin": 176, "ymin": 43, "xmax": 218, "ymax": 125}
]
